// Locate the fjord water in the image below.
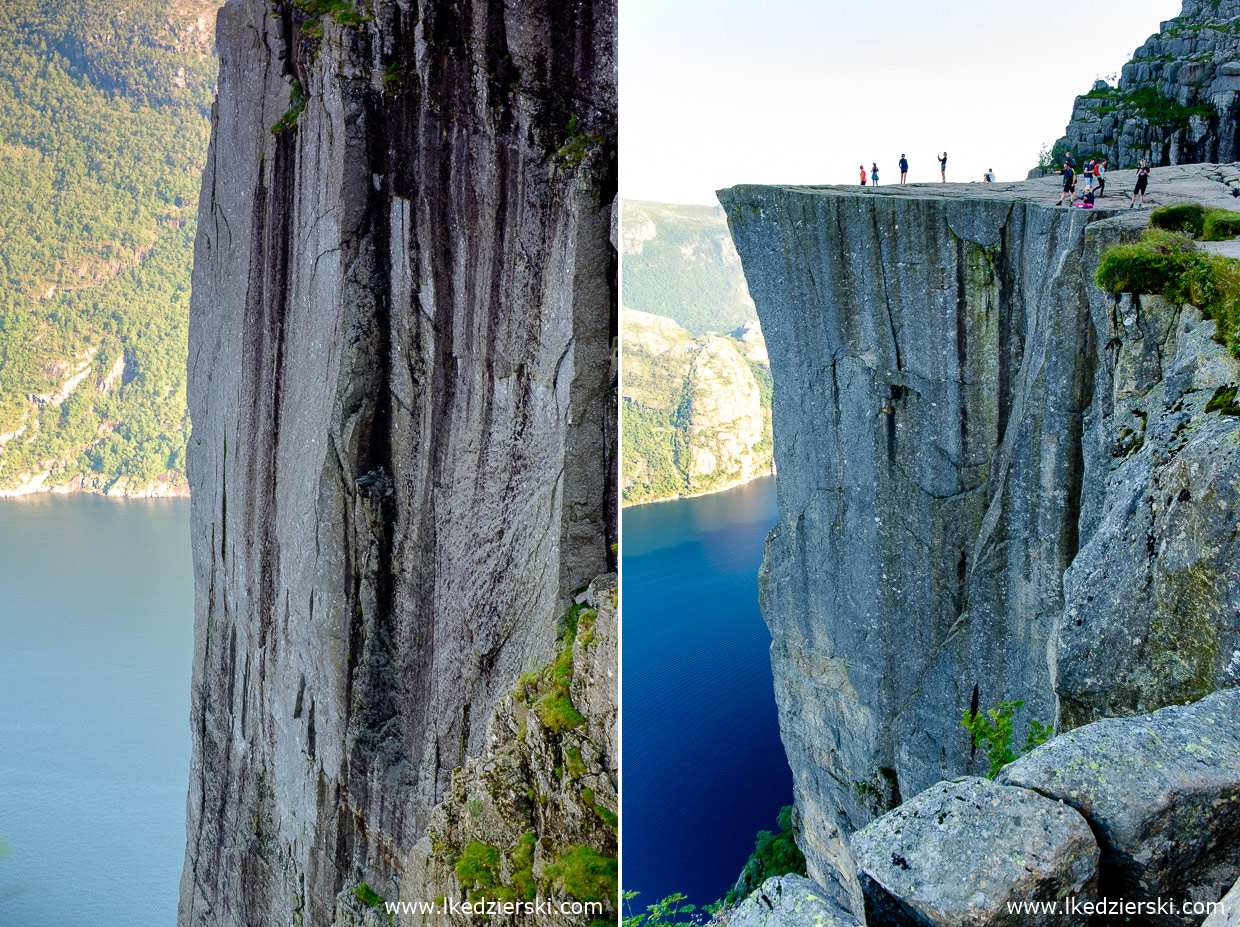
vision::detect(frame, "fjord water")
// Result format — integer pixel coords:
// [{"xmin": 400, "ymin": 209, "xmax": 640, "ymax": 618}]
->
[
  {"xmin": 623, "ymin": 475, "xmax": 793, "ymax": 911},
  {"xmin": 0, "ymin": 497, "xmax": 192, "ymax": 927}
]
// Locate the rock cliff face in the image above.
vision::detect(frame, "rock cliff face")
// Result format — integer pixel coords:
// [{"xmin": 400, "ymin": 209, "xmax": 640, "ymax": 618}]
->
[
  {"xmin": 1059, "ymin": 0, "xmax": 1240, "ymax": 167},
  {"xmin": 180, "ymin": 0, "xmax": 615, "ymax": 925},
  {"xmin": 720, "ymin": 170, "xmax": 1240, "ymax": 913}
]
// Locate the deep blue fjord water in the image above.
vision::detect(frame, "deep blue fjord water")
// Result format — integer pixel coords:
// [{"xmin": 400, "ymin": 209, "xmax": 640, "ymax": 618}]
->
[
  {"xmin": 622, "ymin": 475, "xmax": 793, "ymax": 913},
  {"xmin": 0, "ymin": 496, "xmax": 192, "ymax": 927}
]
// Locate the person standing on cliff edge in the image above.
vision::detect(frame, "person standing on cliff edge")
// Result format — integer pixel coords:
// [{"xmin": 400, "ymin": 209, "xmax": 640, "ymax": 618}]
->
[
  {"xmin": 1131, "ymin": 159, "xmax": 1150, "ymax": 208},
  {"xmin": 860, "ymin": 165, "xmax": 867, "ymax": 186},
  {"xmin": 1056, "ymin": 160, "xmax": 1076, "ymax": 206},
  {"xmin": 871, "ymin": 162, "xmax": 879, "ymax": 185},
  {"xmin": 899, "ymin": 154, "xmax": 908, "ymax": 183},
  {"xmin": 939, "ymin": 152, "xmax": 947, "ymax": 181}
]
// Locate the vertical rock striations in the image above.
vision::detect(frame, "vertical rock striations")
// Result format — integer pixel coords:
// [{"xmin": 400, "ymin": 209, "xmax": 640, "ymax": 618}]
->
[
  {"xmin": 180, "ymin": 0, "xmax": 615, "ymax": 924},
  {"xmin": 720, "ymin": 173, "xmax": 1240, "ymax": 910}
]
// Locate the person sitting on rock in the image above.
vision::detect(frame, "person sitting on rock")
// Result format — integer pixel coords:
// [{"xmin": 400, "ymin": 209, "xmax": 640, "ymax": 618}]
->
[
  {"xmin": 1076, "ymin": 187, "xmax": 1095, "ymax": 208},
  {"xmin": 1056, "ymin": 162, "xmax": 1076, "ymax": 206},
  {"xmin": 984, "ymin": 169, "xmax": 995, "ymax": 182},
  {"xmin": 1131, "ymin": 160, "xmax": 1149, "ymax": 208},
  {"xmin": 860, "ymin": 164, "xmax": 867, "ymax": 186},
  {"xmin": 899, "ymin": 154, "xmax": 908, "ymax": 183}
]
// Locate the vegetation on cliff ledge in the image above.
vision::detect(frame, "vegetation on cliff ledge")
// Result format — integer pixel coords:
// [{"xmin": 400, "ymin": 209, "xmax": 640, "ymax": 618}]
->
[{"xmin": 1096, "ymin": 214, "xmax": 1240, "ymax": 357}]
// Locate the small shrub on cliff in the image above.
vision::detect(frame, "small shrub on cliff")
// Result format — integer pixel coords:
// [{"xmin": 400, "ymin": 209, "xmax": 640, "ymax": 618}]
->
[
  {"xmin": 1150, "ymin": 202, "xmax": 1208, "ymax": 236},
  {"xmin": 1204, "ymin": 209, "xmax": 1240, "ymax": 241},
  {"xmin": 544, "ymin": 844, "xmax": 618, "ymax": 905},
  {"xmin": 722, "ymin": 805, "xmax": 808, "ymax": 907},
  {"xmin": 961, "ymin": 700, "xmax": 1052, "ymax": 778},
  {"xmin": 624, "ymin": 891, "xmax": 699, "ymax": 927}
]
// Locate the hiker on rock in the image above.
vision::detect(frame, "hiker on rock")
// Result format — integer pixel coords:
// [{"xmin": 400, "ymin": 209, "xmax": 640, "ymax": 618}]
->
[
  {"xmin": 1056, "ymin": 161, "xmax": 1076, "ymax": 206},
  {"xmin": 899, "ymin": 154, "xmax": 908, "ymax": 183},
  {"xmin": 871, "ymin": 162, "xmax": 879, "ymax": 185},
  {"xmin": 939, "ymin": 152, "xmax": 947, "ymax": 182},
  {"xmin": 1084, "ymin": 159, "xmax": 1095, "ymax": 191},
  {"xmin": 1097, "ymin": 159, "xmax": 1107, "ymax": 197},
  {"xmin": 984, "ymin": 168, "xmax": 995, "ymax": 182},
  {"xmin": 860, "ymin": 164, "xmax": 867, "ymax": 186},
  {"xmin": 1131, "ymin": 159, "xmax": 1150, "ymax": 208}
]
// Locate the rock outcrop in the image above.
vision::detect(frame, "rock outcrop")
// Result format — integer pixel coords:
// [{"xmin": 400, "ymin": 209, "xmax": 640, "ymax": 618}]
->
[
  {"xmin": 852, "ymin": 777, "xmax": 1098, "ymax": 927},
  {"xmin": 1000, "ymin": 688, "xmax": 1240, "ymax": 925},
  {"xmin": 725, "ymin": 875, "xmax": 859, "ymax": 927},
  {"xmin": 180, "ymin": 0, "xmax": 615, "ymax": 925},
  {"xmin": 720, "ymin": 168, "xmax": 1240, "ymax": 916},
  {"xmin": 1058, "ymin": 0, "xmax": 1240, "ymax": 167}
]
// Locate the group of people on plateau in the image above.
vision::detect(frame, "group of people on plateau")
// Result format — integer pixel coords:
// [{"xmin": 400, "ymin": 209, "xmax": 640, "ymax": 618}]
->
[
  {"xmin": 1054, "ymin": 151, "xmax": 1149, "ymax": 208},
  {"xmin": 858, "ymin": 152, "xmax": 943, "ymax": 186}
]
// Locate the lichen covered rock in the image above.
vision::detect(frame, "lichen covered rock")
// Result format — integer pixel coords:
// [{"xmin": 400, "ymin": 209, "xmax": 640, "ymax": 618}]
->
[
  {"xmin": 852, "ymin": 777, "xmax": 1097, "ymax": 927},
  {"xmin": 726, "ymin": 875, "xmax": 859, "ymax": 927},
  {"xmin": 1000, "ymin": 688, "xmax": 1240, "ymax": 925}
]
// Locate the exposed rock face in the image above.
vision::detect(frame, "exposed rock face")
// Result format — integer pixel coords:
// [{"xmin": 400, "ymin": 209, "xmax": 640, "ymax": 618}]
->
[
  {"xmin": 180, "ymin": 0, "xmax": 615, "ymax": 924},
  {"xmin": 724, "ymin": 875, "xmax": 859, "ymax": 927},
  {"xmin": 1000, "ymin": 688, "xmax": 1240, "ymax": 926},
  {"xmin": 852, "ymin": 777, "xmax": 1098, "ymax": 927},
  {"xmin": 719, "ymin": 169, "xmax": 1240, "ymax": 912},
  {"xmin": 621, "ymin": 307, "xmax": 770, "ymax": 503},
  {"xmin": 1059, "ymin": 0, "xmax": 1240, "ymax": 167}
]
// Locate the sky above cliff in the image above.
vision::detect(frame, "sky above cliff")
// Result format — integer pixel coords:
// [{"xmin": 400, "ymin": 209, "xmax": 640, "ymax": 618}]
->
[{"xmin": 622, "ymin": 0, "xmax": 1183, "ymax": 204}]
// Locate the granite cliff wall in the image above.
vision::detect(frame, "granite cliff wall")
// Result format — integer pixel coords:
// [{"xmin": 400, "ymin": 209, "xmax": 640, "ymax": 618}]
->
[
  {"xmin": 720, "ymin": 172, "xmax": 1240, "ymax": 912},
  {"xmin": 180, "ymin": 0, "xmax": 616, "ymax": 924}
]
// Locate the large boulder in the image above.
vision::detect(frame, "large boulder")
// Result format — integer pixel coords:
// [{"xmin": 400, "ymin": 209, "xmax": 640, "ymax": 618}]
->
[
  {"xmin": 726, "ymin": 875, "xmax": 859, "ymax": 927},
  {"xmin": 1000, "ymin": 688, "xmax": 1240, "ymax": 925},
  {"xmin": 851, "ymin": 777, "xmax": 1098, "ymax": 927}
]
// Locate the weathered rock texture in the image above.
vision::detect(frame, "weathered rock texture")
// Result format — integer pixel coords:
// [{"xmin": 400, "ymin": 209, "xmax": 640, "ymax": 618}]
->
[
  {"xmin": 1205, "ymin": 878, "xmax": 1240, "ymax": 927},
  {"xmin": 1059, "ymin": 0, "xmax": 1240, "ymax": 167},
  {"xmin": 720, "ymin": 168, "xmax": 1240, "ymax": 914},
  {"xmin": 399, "ymin": 575, "xmax": 617, "ymax": 926},
  {"xmin": 180, "ymin": 0, "xmax": 615, "ymax": 924},
  {"xmin": 724, "ymin": 875, "xmax": 859, "ymax": 927},
  {"xmin": 852, "ymin": 777, "xmax": 1098, "ymax": 927},
  {"xmin": 1001, "ymin": 688, "xmax": 1240, "ymax": 926}
]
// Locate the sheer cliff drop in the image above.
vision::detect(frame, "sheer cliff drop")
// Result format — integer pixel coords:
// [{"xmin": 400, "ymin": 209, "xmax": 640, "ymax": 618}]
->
[{"xmin": 179, "ymin": 0, "xmax": 616, "ymax": 925}]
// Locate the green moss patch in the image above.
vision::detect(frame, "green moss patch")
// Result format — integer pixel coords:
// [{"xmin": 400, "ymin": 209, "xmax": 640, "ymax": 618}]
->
[
  {"xmin": 353, "ymin": 882, "xmax": 384, "ymax": 907},
  {"xmin": 544, "ymin": 845, "xmax": 618, "ymax": 904},
  {"xmin": 1206, "ymin": 385, "xmax": 1240, "ymax": 415},
  {"xmin": 515, "ymin": 602, "xmax": 589, "ymax": 734}
]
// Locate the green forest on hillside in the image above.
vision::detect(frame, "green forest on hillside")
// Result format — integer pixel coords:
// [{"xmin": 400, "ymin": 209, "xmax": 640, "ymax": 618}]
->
[
  {"xmin": 0, "ymin": 0, "xmax": 214, "ymax": 491},
  {"xmin": 622, "ymin": 201, "xmax": 757, "ymax": 335}
]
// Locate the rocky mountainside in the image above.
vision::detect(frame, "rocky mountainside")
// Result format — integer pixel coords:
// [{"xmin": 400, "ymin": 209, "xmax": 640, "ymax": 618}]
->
[
  {"xmin": 621, "ymin": 308, "xmax": 771, "ymax": 504},
  {"xmin": 621, "ymin": 200, "xmax": 756, "ymax": 335},
  {"xmin": 179, "ymin": 0, "xmax": 616, "ymax": 925},
  {"xmin": 0, "ymin": 0, "xmax": 219, "ymax": 496},
  {"xmin": 1058, "ymin": 0, "xmax": 1240, "ymax": 167},
  {"xmin": 721, "ymin": 169, "xmax": 1240, "ymax": 921}
]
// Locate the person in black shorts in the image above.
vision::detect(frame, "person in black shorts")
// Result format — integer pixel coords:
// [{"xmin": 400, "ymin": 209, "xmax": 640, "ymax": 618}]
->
[
  {"xmin": 939, "ymin": 152, "xmax": 947, "ymax": 182},
  {"xmin": 1131, "ymin": 159, "xmax": 1150, "ymax": 208},
  {"xmin": 1056, "ymin": 161, "xmax": 1076, "ymax": 205},
  {"xmin": 900, "ymin": 154, "xmax": 908, "ymax": 183}
]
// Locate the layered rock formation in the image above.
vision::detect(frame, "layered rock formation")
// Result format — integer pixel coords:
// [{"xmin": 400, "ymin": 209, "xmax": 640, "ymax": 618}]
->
[
  {"xmin": 180, "ymin": 0, "xmax": 615, "ymax": 924},
  {"xmin": 720, "ymin": 168, "xmax": 1240, "ymax": 916},
  {"xmin": 1058, "ymin": 0, "xmax": 1240, "ymax": 167}
]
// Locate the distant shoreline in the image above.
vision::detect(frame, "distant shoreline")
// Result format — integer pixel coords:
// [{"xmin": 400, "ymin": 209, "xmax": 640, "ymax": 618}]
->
[
  {"xmin": 0, "ymin": 472, "xmax": 189, "ymax": 500},
  {"xmin": 622, "ymin": 467, "xmax": 774, "ymax": 508}
]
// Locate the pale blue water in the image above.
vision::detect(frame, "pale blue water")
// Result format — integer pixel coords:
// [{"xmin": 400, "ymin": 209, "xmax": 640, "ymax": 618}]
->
[
  {"xmin": 622, "ymin": 476, "xmax": 793, "ymax": 913},
  {"xmin": 0, "ymin": 496, "xmax": 192, "ymax": 927}
]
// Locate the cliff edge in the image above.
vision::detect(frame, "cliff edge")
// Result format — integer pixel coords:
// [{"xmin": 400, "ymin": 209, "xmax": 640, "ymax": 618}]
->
[
  {"xmin": 721, "ymin": 167, "xmax": 1240, "ymax": 913},
  {"xmin": 180, "ymin": 0, "xmax": 616, "ymax": 924}
]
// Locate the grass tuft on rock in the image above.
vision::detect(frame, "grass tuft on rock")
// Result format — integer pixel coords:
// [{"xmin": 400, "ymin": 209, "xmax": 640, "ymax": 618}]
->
[
  {"xmin": 1096, "ymin": 225, "xmax": 1240, "ymax": 356},
  {"xmin": 544, "ymin": 845, "xmax": 618, "ymax": 904}
]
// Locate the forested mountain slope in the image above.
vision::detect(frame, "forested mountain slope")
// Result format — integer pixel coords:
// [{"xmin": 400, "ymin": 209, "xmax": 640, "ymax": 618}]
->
[{"xmin": 0, "ymin": 0, "xmax": 216, "ymax": 495}]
